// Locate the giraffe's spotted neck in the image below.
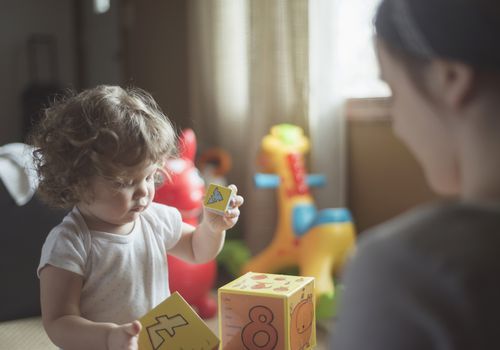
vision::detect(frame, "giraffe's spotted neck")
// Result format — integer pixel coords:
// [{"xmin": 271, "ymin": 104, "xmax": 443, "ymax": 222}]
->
[{"xmin": 284, "ymin": 152, "xmax": 309, "ymax": 197}]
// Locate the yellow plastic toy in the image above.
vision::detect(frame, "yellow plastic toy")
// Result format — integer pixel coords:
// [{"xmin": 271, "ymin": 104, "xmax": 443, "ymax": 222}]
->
[
  {"xmin": 242, "ymin": 124, "xmax": 356, "ymax": 319},
  {"xmin": 138, "ymin": 292, "xmax": 219, "ymax": 350},
  {"xmin": 218, "ymin": 271, "xmax": 316, "ymax": 350}
]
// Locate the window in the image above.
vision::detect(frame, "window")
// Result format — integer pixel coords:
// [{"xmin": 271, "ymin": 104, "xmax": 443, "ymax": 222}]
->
[{"xmin": 333, "ymin": 0, "xmax": 390, "ymax": 98}]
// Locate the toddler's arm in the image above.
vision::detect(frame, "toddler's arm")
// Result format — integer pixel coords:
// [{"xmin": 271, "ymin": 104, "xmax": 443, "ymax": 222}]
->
[
  {"xmin": 168, "ymin": 184, "xmax": 244, "ymax": 264},
  {"xmin": 40, "ymin": 265, "xmax": 142, "ymax": 350}
]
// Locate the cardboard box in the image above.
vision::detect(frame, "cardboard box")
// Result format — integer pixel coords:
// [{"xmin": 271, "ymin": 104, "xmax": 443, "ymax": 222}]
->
[{"xmin": 218, "ymin": 272, "xmax": 316, "ymax": 350}]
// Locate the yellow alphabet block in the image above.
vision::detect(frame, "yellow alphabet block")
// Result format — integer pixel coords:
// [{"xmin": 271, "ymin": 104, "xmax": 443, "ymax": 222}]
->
[
  {"xmin": 203, "ymin": 183, "xmax": 235, "ymax": 215},
  {"xmin": 218, "ymin": 272, "xmax": 316, "ymax": 350},
  {"xmin": 138, "ymin": 292, "xmax": 219, "ymax": 350}
]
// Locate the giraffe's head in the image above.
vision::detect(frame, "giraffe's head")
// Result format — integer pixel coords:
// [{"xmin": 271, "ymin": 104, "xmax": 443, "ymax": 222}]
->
[
  {"xmin": 259, "ymin": 124, "xmax": 310, "ymax": 173},
  {"xmin": 258, "ymin": 124, "xmax": 311, "ymax": 197}
]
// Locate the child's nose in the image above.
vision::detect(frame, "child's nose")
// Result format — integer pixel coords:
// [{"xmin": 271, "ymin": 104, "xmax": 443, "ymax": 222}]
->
[{"xmin": 133, "ymin": 180, "xmax": 149, "ymax": 199}]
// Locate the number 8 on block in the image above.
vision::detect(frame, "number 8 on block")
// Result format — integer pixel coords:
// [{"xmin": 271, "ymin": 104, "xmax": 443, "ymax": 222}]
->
[{"xmin": 218, "ymin": 272, "xmax": 316, "ymax": 350}]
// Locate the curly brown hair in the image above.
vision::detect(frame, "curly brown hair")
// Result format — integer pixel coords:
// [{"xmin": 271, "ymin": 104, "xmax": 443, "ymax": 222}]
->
[{"xmin": 30, "ymin": 85, "xmax": 177, "ymax": 208}]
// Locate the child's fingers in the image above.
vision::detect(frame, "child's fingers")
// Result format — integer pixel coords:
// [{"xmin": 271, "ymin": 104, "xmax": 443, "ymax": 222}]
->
[
  {"xmin": 226, "ymin": 184, "xmax": 243, "ymax": 208},
  {"xmin": 237, "ymin": 195, "xmax": 244, "ymax": 206},
  {"xmin": 132, "ymin": 320, "xmax": 142, "ymax": 335},
  {"xmin": 224, "ymin": 215, "xmax": 237, "ymax": 226},
  {"xmin": 230, "ymin": 195, "xmax": 244, "ymax": 208},
  {"xmin": 124, "ymin": 320, "xmax": 142, "ymax": 336},
  {"xmin": 224, "ymin": 207, "xmax": 240, "ymax": 219},
  {"xmin": 107, "ymin": 321, "xmax": 141, "ymax": 350},
  {"xmin": 228, "ymin": 184, "xmax": 238, "ymax": 194}
]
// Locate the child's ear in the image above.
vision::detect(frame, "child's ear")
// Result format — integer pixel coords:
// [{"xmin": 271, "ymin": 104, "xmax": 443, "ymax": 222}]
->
[{"xmin": 433, "ymin": 59, "xmax": 475, "ymax": 110}]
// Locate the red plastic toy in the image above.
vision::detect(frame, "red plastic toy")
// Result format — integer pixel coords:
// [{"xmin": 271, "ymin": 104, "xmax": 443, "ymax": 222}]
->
[{"xmin": 154, "ymin": 129, "xmax": 217, "ymax": 319}]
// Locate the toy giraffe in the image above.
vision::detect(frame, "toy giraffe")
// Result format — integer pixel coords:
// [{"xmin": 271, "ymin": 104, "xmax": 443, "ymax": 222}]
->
[{"xmin": 242, "ymin": 124, "xmax": 356, "ymax": 319}]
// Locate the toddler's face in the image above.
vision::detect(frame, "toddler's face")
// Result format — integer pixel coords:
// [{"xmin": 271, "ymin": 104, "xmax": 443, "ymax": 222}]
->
[{"xmin": 78, "ymin": 162, "xmax": 159, "ymax": 234}]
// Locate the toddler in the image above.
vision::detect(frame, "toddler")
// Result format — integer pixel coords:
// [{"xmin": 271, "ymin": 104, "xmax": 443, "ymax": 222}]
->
[{"xmin": 32, "ymin": 85, "xmax": 244, "ymax": 350}]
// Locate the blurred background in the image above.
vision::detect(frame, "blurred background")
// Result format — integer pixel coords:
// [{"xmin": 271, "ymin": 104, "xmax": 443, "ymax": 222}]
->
[
  {"xmin": 0, "ymin": 1, "xmax": 442, "ymax": 347},
  {"xmin": 0, "ymin": 0, "xmax": 190, "ymax": 144},
  {"xmin": 1, "ymin": 0, "xmax": 446, "ymax": 259},
  {"xmin": 2, "ymin": 0, "xmax": 433, "ymax": 247}
]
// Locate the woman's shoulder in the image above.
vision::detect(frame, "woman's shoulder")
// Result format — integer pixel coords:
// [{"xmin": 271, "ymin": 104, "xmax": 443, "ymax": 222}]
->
[
  {"xmin": 333, "ymin": 201, "xmax": 500, "ymax": 349},
  {"xmin": 357, "ymin": 200, "xmax": 500, "ymax": 272},
  {"xmin": 365, "ymin": 200, "xmax": 500, "ymax": 240}
]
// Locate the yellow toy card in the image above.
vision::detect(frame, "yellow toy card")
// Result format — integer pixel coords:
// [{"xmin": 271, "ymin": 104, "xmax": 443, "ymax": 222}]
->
[
  {"xmin": 138, "ymin": 292, "xmax": 219, "ymax": 350},
  {"xmin": 203, "ymin": 183, "xmax": 235, "ymax": 215}
]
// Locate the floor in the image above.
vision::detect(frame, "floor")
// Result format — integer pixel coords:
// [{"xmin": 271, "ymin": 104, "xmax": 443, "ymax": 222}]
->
[
  {"xmin": 0, "ymin": 315, "xmax": 332, "ymax": 349},
  {"xmin": 0, "ymin": 317, "xmax": 57, "ymax": 350}
]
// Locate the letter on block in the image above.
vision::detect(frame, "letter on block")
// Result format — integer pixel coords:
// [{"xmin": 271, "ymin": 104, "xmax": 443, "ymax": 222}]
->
[
  {"xmin": 218, "ymin": 272, "xmax": 316, "ymax": 350},
  {"xmin": 138, "ymin": 292, "xmax": 219, "ymax": 350}
]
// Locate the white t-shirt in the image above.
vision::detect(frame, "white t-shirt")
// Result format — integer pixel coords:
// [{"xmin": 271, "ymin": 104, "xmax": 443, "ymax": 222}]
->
[{"xmin": 38, "ymin": 202, "xmax": 182, "ymax": 324}]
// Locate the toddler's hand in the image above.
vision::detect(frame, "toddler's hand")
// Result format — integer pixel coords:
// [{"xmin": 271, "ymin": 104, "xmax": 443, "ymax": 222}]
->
[
  {"xmin": 107, "ymin": 320, "xmax": 141, "ymax": 350},
  {"xmin": 204, "ymin": 184, "xmax": 244, "ymax": 233}
]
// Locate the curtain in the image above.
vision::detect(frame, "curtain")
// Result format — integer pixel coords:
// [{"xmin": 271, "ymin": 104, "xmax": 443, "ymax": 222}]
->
[{"xmin": 188, "ymin": 0, "xmax": 346, "ymax": 253}]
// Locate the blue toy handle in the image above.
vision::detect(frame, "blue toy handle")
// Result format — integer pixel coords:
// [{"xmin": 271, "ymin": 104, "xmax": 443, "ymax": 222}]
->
[
  {"xmin": 307, "ymin": 174, "xmax": 326, "ymax": 187},
  {"xmin": 255, "ymin": 173, "xmax": 326, "ymax": 188},
  {"xmin": 254, "ymin": 173, "xmax": 280, "ymax": 188}
]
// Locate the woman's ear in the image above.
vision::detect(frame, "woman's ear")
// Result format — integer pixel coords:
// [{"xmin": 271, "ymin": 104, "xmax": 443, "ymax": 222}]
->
[{"xmin": 433, "ymin": 59, "xmax": 476, "ymax": 110}]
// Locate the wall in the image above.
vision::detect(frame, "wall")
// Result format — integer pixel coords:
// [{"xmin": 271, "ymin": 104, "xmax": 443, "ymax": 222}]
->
[
  {"xmin": 1, "ymin": 3, "xmax": 435, "ymax": 236},
  {"xmin": 121, "ymin": 0, "xmax": 191, "ymax": 129},
  {"xmin": 346, "ymin": 98, "xmax": 439, "ymax": 233},
  {"xmin": 80, "ymin": 0, "xmax": 122, "ymax": 88},
  {"xmin": 0, "ymin": 0, "xmax": 77, "ymax": 144},
  {"xmin": 0, "ymin": 0, "xmax": 122, "ymax": 145}
]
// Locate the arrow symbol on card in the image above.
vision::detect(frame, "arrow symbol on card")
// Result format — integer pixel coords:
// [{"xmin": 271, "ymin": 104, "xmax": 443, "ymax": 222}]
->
[{"xmin": 146, "ymin": 314, "xmax": 189, "ymax": 349}]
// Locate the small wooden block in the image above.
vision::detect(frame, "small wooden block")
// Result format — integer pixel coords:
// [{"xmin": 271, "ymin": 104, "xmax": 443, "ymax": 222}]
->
[
  {"xmin": 138, "ymin": 292, "xmax": 220, "ymax": 350},
  {"xmin": 218, "ymin": 272, "xmax": 316, "ymax": 350},
  {"xmin": 203, "ymin": 183, "xmax": 235, "ymax": 215}
]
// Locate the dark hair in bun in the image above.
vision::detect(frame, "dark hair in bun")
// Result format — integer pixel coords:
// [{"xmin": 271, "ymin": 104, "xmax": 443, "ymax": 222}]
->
[{"xmin": 375, "ymin": 0, "xmax": 500, "ymax": 70}]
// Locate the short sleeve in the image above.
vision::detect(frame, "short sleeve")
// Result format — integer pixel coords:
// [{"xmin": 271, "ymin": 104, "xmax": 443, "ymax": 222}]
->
[
  {"xmin": 37, "ymin": 227, "xmax": 88, "ymax": 277},
  {"xmin": 145, "ymin": 202, "xmax": 183, "ymax": 250},
  {"xmin": 330, "ymin": 234, "xmax": 469, "ymax": 350}
]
